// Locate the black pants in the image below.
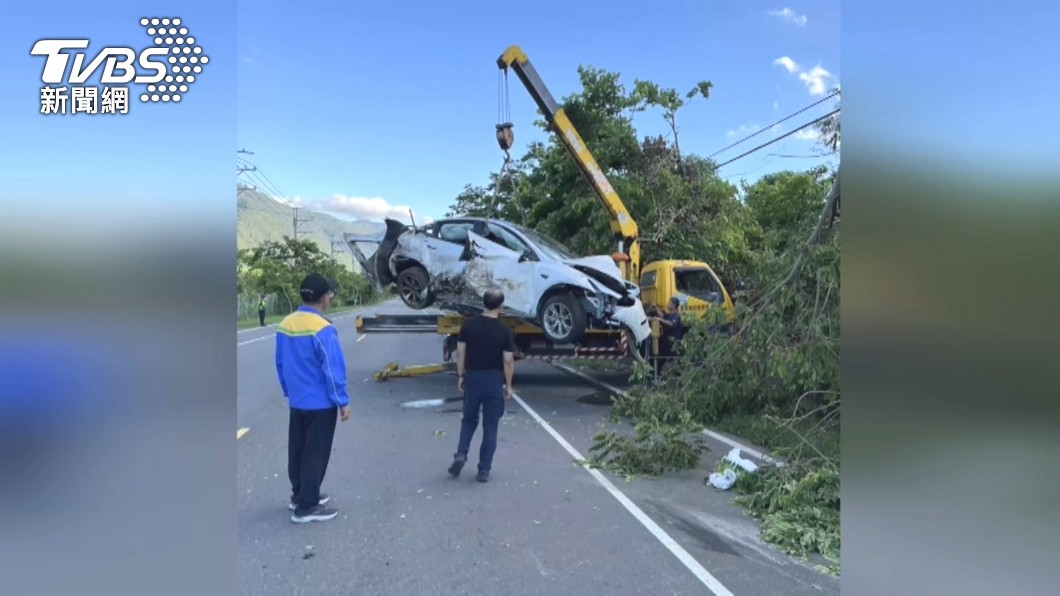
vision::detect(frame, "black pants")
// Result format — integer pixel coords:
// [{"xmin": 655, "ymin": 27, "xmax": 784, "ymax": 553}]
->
[
  {"xmin": 288, "ymin": 406, "xmax": 338, "ymax": 511},
  {"xmin": 456, "ymin": 370, "xmax": 506, "ymax": 472},
  {"xmin": 258, "ymin": 309, "xmax": 266, "ymax": 326}
]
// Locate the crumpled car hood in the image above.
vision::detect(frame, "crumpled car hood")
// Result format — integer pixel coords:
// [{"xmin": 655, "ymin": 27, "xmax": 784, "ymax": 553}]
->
[
  {"xmin": 561, "ymin": 255, "xmax": 638, "ymax": 297},
  {"xmin": 562, "ymin": 256, "xmax": 623, "ymax": 278}
]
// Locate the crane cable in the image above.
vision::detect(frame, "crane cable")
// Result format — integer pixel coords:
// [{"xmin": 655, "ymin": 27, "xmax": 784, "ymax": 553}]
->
[{"xmin": 489, "ymin": 69, "xmax": 517, "ymax": 218}]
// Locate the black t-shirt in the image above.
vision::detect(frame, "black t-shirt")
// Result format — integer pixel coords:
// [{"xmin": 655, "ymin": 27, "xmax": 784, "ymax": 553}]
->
[
  {"xmin": 459, "ymin": 315, "xmax": 517, "ymax": 371},
  {"xmin": 662, "ymin": 311, "xmax": 683, "ymax": 341}
]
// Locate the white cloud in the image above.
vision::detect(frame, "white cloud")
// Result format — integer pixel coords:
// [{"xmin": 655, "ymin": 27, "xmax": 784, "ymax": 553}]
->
[
  {"xmin": 799, "ymin": 65, "xmax": 833, "ymax": 95},
  {"xmin": 773, "ymin": 56, "xmax": 800, "ymax": 74},
  {"xmin": 726, "ymin": 122, "xmax": 760, "ymax": 139},
  {"xmin": 773, "ymin": 100, "xmax": 780, "ymax": 111},
  {"xmin": 769, "ymin": 8, "xmax": 808, "ymax": 27},
  {"xmin": 275, "ymin": 195, "xmax": 303, "ymax": 208},
  {"xmin": 793, "ymin": 129, "xmax": 822, "ymax": 141},
  {"xmin": 320, "ymin": 195, "xmax": 430, "ymax": 224},
  {"xmin": 773, "ymin": 56, "xmax": 834, "ymax": 96}
]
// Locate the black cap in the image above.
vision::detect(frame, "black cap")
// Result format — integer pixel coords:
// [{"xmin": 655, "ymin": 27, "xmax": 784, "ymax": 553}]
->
[{"xmin": 300, "ymin": 273, "xmax": 337, "ymax": 302}]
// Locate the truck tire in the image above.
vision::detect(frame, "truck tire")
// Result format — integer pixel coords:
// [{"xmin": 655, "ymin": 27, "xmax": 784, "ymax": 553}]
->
[
  {"xmin": 396, "ymin": 266, "xmax": 435, "ymax": 310},
  {"xmin": 539, "ymin": 293, "xmax": 587, "ymax": 345}
]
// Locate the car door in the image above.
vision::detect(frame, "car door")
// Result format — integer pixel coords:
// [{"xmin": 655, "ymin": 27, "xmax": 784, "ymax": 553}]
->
[
  {"xmin": 422, "ymin": 220, "xmax": 477, "ymax": 299},
  {"xmin": 343, "ymin": 218, "xmax": 407, "ymax": 287},
  {"xmin": 462, "ymin": 223, "xmax": 538, "ymax": 316}
]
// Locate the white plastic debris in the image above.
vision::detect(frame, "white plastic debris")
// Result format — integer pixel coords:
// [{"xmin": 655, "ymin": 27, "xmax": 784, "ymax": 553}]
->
[
  {"xmin": 707, "ymin": 469, "xmax": 737, "ymax": 490},
  {"xmin": 708, "ymin": 448, "xmax": 759, "ymax": 490},
  {"xmin": 723, "ymin": 447, "xmax": 758, "ymax": 473}
]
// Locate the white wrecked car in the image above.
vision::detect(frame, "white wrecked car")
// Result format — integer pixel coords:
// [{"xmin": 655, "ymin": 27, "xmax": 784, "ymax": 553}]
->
[{"xmin": 344, "ymin": 217, "xmax": 651, "ymax": 346}]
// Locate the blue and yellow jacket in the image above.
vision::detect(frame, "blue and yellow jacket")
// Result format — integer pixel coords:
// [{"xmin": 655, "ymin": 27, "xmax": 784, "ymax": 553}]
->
[{"xmin": 275, "ymin": 306, "xmax": 349, "ymax": 410}]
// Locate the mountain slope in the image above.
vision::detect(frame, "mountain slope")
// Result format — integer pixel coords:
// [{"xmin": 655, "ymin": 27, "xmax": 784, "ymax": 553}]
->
[{"xmin": 237, "ymin": 189, "xmax": 386, "ymax": 272}]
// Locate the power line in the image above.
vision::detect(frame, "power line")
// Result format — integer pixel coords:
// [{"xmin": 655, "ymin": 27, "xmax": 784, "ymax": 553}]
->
[
  {"xmin": 709, "ymin": 90, "xmax": 839, "ymax": 159},
  {"xmin": 236, "ymin": 150, "xmax": 328, "ymax": 241},
  {"xmin": 712, "ymin": 108, "xmax": 840, "ymax": 171}
]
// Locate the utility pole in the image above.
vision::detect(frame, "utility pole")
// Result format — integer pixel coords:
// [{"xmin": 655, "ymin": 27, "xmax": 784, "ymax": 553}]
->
[
  {"xmin": 329, "ymin": 236, "xmax": 347, "ymax": 259},
  {"xmin": 236, "ymin": 148, "xmax": 257, "ymax": 193},
  {"xmin": 292, "ymin": 207, "xmax": 312, "ymax": 240},
  {"xmin": 237, "ymin": 148, "xmax": 256, "ymax": 174}
]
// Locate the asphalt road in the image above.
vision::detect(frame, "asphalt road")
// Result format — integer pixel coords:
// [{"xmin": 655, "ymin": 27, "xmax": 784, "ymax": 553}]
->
[{"xmin": 237, "ymin": 300, "xmax": 839, "ymax": 595}]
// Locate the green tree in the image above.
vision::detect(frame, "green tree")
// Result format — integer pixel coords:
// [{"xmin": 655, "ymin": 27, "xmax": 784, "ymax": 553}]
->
[
  {"xmin": 237, "ymin": 236, "xmax": 376, "ymax": 312},
  {"xmin": 453, "ymin": 65, "xmax": 754, "ymax": 288}
]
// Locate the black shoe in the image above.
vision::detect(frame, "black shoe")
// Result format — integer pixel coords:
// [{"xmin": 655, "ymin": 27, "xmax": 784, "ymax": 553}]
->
[
  {"xmin": 448, "ymin": 453, "xmax": 467, "ymax": 477},
  {"xmin": 476, "ymin": 471, "xmax": 489, "ymax": 483},
  {"xmin": 291, "ymin": 504, "xmax": 338, "ymax": 523},
  {"xmin": 289, "ymin": 493, "xmax": 330, "ymax": 511}
]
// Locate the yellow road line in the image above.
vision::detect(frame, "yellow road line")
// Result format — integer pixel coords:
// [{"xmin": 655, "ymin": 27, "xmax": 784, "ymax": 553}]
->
[{"xmin": 237, "ymin": 428, "xmax": 250, "ymax": 440}]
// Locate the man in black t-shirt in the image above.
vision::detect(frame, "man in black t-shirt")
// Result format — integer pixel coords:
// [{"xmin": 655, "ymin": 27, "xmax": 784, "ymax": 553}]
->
[
  {"xmin": 652, "ymin": 297, "xmax": 684, "ymax": 375},
  {"xmin": 447, "ymin": 288, "xmax": 516, "ymax": 483}
]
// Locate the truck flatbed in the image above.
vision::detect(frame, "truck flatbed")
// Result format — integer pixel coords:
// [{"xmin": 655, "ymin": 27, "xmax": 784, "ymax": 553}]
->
[{"xmin": 355, "ymin": 312, "xmax": 651, "ymax": 373}]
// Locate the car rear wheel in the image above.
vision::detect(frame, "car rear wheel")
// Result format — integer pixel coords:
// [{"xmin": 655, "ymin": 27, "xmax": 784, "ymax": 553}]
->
[
  {"xmin": 396, "ymin": 266, "xmax": 434, "ymax": 309},
  {"xmin": 539, "ymin": 293, "xmax": 587, "ymax": 345}
]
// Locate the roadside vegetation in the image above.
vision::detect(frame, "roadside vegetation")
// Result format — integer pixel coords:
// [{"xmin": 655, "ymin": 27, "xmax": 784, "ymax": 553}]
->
[
  {"xmin": 448, "ymin": 66, "xmax": 841, "ymax": 572},
  {"xmin": 236, "ymin": 237, "xmax": 384, "ymax": 327}
]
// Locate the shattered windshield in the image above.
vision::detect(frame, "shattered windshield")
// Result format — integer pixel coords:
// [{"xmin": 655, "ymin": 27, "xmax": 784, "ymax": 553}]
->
[{"xmin": 512, "ymin": 224, "xmax": 578, "ymax": 261}]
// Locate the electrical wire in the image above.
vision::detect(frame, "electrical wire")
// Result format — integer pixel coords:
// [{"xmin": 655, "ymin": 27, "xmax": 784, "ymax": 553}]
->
[
  {"xmin": 712, "ymin": 109, "xmax": 839, "ymax": 170},
  {"xmin": 708, "ymin": 90, "xmax": 839, "ymax": 159}
]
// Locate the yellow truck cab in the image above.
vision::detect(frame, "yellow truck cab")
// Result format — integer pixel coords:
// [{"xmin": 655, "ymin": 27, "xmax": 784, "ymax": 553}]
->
[{"xmin": 639, "ymin": 260, "xmax": 735, "ymax": 323}]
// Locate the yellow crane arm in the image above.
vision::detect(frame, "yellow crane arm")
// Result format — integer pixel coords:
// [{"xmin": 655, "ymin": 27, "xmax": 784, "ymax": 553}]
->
[{"xmin": 497, "ymin": 45, "xmax": 641, "ymax": 283}]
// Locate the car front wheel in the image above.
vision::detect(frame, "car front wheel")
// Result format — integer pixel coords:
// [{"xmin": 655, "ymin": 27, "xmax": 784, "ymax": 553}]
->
[
  {"xmin": 539, "ymin": 293, "xmax": 587, "ymax": 345},
  {"xmin": 396, "ymin": 266, "xmax": 435, "ymax": 309}
]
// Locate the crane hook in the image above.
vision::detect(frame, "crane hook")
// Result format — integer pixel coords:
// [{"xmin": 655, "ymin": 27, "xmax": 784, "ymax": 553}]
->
[{"xmin": 496, "ymin": 122, "xmax": 514, "ymax": 152}]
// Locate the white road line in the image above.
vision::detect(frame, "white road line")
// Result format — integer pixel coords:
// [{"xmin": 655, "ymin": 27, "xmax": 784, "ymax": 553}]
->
[
  {"xmin": 237, "ymin": 324, "xmax": 276, "ymax": 334},
  {"xmin": 235, "ymin": 309, "xmax": 366, "ymax": 337},
  {"xmin": 357, "ymin": 334, "xmax": 367, "ymax": 342},
  {"xmin": 550, "ymin": 363, "xmax": 783, "ymax": 466},
  {"xmin": 236, "ymin": 310, "xmax": 374, "ymax": 347},
  {"xmin": 512, "ymin": 392, "xmax": 735, "ymax": 596},
  {"xmin": 237, "ymin": 428, "xmax": 250, "ymax": 439}
]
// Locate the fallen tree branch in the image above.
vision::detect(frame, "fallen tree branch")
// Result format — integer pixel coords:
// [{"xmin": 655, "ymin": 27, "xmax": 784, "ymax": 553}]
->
[{"xmin": 736, "ymin": 170, "xmax": 840, "ymax": 337}]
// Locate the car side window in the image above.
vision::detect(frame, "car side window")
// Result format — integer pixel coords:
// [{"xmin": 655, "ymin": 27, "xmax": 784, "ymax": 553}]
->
[
  {"xmin": 438, "ymin": 222, "xmax": 474, "ymax": 244},
  {"xmin": 640, "ymin": 271, "xmax": 657, "ymax": 287},
  {"xmin": 485, "ymin": 223, "xmax": 531, "ymax": 256}
]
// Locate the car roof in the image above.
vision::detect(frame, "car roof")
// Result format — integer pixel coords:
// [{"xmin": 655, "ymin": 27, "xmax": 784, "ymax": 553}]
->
[{"xmin": 432, "ymin": 216, "xmax": 520, "ymax": 228}]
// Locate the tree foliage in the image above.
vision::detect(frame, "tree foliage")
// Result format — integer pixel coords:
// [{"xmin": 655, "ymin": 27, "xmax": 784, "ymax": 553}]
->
[
  {"xmin": 453, "ymin": 65, "xmax": 755, "ymax": 287},
  {"xmin": 237, "ymin": 236, "xmax": 376, "ymax": 312}
]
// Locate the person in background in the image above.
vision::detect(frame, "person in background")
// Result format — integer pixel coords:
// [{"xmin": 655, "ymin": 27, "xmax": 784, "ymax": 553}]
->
[
  {"xmin": 652, "ymin": 296, "xmax": 684, "ymax": 376},
  {"xmin": 258, "ymin": 295, "xmax": 267, "ymax": 327},
  {"xmin": 275, "ymin": 273, "xmax": 351, "ymax": 523}
]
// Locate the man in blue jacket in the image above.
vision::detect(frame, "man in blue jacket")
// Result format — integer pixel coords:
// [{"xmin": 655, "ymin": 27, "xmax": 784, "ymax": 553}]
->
[{"xmin": 275, "ymin": 273, "xmax": 351, "ymax": 523}]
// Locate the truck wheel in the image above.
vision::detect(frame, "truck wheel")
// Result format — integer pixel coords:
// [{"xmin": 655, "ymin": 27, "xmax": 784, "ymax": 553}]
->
[
  {"xmin": 396, "ymin": 266, "xmax": 434, "ymax": 309},
  {"xmin": 539, "ymin": 293, "xmax": 587, "ymax": 345}
]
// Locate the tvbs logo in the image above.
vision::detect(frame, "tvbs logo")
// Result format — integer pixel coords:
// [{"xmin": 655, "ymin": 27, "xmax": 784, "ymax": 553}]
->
[{"xmin": 31, "ymin": 17, "xmax": 209, "ymax": 116}]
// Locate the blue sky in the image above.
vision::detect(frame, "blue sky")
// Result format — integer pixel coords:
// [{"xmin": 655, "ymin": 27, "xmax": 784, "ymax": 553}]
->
[{"xmin": 237, "ymin": 0, "xmax": 840, "ymax": 224}]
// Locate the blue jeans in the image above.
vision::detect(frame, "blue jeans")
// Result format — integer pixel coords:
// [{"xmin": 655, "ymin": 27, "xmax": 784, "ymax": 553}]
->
[{"xmin": 457, "ymin": 370, "xmax": 506, "ymax": 472}]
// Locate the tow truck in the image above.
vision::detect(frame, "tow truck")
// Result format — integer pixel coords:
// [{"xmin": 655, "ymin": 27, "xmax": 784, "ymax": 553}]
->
[{"xmin": 351, "ymin": 45, "xmax": 735, "ymax": 380}]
